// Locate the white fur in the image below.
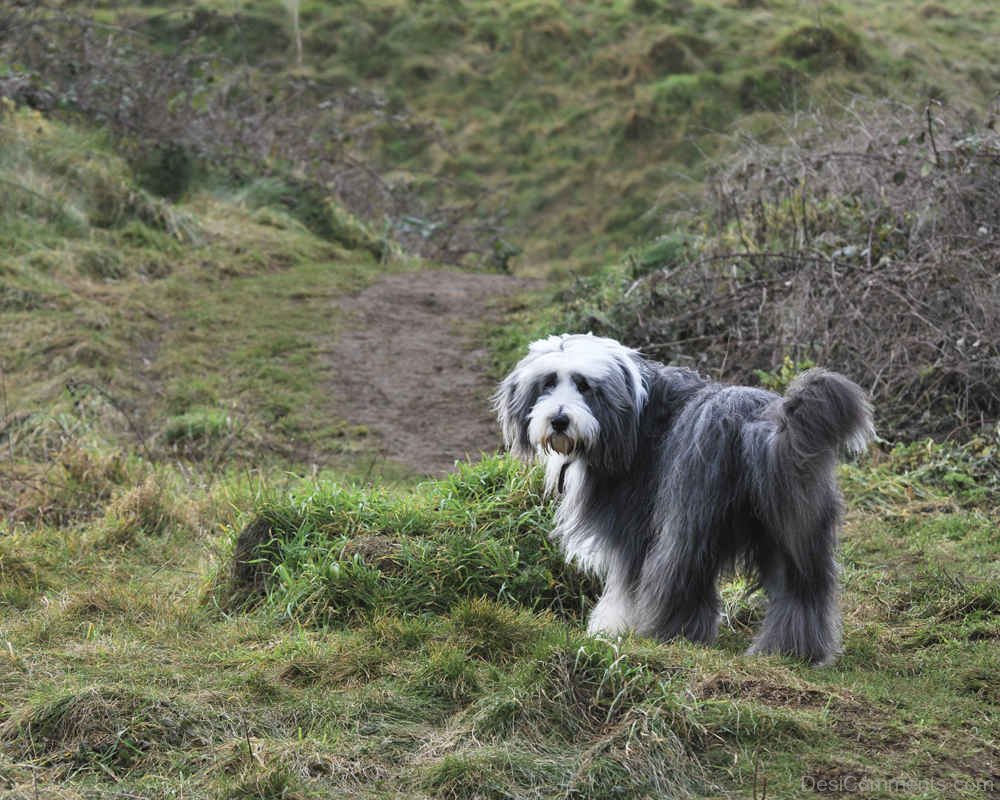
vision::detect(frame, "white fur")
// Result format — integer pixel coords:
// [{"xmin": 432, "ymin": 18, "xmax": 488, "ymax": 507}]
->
[
  {"xmin": 527, "ymin": 377, "xmax": 601, "ymax": 455},
  {"xmin": 587, "ymin": 560, "xmax": 637, "ymax": 635},
  {"xmin": 549, "ymin": 460, "xmax": 611, "ymax": 577}
]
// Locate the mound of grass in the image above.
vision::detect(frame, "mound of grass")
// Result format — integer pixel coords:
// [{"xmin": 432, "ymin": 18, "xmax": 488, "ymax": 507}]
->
[
  {"xmin": 225, "ymin": 455, "xmax": 598, "ymax": 621},
  {"xmin": 2, "ymin": 686, "xmax": 218, "ymax": 774},
  {"xmin": 0, "ymin": 544, "xmax": 44, "ymax": 608},
  {"xmin": 99, "ymin": 475, "xmax": 191, "ymax": 547},
  {"xmin": 773, "ymin": 23, "xmax": 869, "ymax": 71},
  {"xmin": 234, "ymin": 177, "xmax": 390, "ymax": 260}
]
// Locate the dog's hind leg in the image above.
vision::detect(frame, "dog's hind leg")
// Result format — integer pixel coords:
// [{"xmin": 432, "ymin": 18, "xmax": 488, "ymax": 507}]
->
[
  {"xmin": 587, "ymin": 561, "xmax": 636, "ymax": 636},
  {"xmin": 747, "ymin": 529, "xmax": 841, "ymax": 666}
]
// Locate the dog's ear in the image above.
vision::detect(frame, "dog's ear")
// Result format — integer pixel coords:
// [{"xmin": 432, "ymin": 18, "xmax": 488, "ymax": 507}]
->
[
  {"xmin": 589, "ymin": 353, "xmax": 648, "ymax": 474},
  {"xmin": 493, "ymin": 370, "xmax": 538, "ymax": 461}
]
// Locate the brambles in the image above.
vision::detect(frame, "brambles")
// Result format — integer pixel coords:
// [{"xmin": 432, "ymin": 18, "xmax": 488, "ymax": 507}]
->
[{"xmin": 567, "ymin": 102, "xmax": 1000, "ymax": 442}]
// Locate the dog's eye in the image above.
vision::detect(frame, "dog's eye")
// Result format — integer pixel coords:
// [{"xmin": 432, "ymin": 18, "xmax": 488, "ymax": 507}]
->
[
  {"xmin": 573, "ymin": 375, "xmax": 591, "ymax": 393},
  {"xmin": 542, "ymin": 374, "xmax": 558, "ymax": 391}
]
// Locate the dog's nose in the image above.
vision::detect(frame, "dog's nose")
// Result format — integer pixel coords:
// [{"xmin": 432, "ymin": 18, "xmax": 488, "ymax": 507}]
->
[{"xmin": 551, "ymin": 412, "xmax": 570, "ymax": 433}]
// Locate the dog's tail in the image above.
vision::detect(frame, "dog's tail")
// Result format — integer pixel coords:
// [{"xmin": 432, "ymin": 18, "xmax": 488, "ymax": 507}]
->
[
  {"xmin": 771, "ymin": 368, "xmax": 874, "ymax": 469},
  {"xmin": 745, "ymin": 369, "xmax": 874, "ymax": 530}
]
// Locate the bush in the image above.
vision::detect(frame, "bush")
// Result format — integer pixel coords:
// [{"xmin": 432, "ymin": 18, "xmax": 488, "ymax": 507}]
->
[{"xmin": 568, "ymin": 101, "xmax": 1000, "ymax": 442}]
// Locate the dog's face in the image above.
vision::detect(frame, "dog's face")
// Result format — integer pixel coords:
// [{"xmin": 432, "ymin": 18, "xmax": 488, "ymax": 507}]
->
[{"xmin": 494, "ymin": 334, "xmax": 647, "ymax": 474}]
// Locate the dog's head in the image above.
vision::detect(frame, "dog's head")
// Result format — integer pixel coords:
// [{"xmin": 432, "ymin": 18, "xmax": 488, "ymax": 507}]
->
[{"xmin": 493, "ymin": 334, "xmax": 647, "ymax": 474}]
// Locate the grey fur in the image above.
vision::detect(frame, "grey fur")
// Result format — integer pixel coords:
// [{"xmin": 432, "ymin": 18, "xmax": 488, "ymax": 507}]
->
[{"xmin": 496, "ymin": 335, "xmax": 874, "ymax": 665}]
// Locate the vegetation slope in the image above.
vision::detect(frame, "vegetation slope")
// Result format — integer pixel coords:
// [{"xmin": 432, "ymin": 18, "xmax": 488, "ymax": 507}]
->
[{"xmin": 1, "ymin": 2, "xmax": 998, "ymax": 799}]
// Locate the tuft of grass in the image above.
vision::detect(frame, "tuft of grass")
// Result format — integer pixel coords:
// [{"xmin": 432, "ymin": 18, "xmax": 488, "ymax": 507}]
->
[
  {"xmin": 99, "ymin": 475, "xmax": 189, "ymax": 547},
  {"xmin": 2, "ymin": 686, "xmax": 216, "ymax": 774},
  {"xmin": 224, "ymin": 455, "xmax": 598, "ymax": 622},
  {"xmin": 772, "ymin": 23, "xmax": 870, "ymax": 71},
  {"xmin": 448, "ymin": 598, "xmax": 549, "ymax": 664},
  {"xmin": 13, "ymin": 444, "xmax": 132, "ymax": 527},
  {"xmin": 162, "ymin": 408, "xmax": 233, "ymax": 448},
  {"xmin": 419, "ymin": 749, "xmax": 561, "ymax": 800},
  {"xmin": 0, "ymin": 544, "xmax": 44, "ymax": 608}
]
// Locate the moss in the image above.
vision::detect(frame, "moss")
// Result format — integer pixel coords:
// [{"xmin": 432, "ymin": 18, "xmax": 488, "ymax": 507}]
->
[
  {"xmin": 774, "ymin": 23, "xmax": 869, "ymax": 71},
  {"xmin": 162, "ymin": 408, "xmax": 232, "ymax": 446}
]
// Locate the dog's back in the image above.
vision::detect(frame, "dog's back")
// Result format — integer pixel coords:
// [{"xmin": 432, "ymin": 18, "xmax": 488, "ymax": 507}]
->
[{"xmin": 635, "ymin": 366, "xmax": 873, "ymax": 663}]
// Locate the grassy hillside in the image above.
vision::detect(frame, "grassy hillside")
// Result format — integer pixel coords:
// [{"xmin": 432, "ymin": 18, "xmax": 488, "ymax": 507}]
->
[
  {"xmin": 0, "ymin": 101, "xmax": 405, "ymax": 488},
  {"xmin": 7, "ymin": 0, "xmax": 1000, "ymax": 272},
  {"xmin": 1, "ymin": 2, "xmax": 999, "ymax": 798}
]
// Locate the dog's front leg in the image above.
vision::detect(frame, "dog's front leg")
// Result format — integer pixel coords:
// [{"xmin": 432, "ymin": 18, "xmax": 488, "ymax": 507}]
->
[{"xmin": 587, "ymin": 562, "xmax": 635, "ymax": 636}]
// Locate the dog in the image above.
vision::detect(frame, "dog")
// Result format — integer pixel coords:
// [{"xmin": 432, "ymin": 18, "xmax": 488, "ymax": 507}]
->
[{"xmin": 494, "ymin": 333, "xmax": 873, "ymax": 665}]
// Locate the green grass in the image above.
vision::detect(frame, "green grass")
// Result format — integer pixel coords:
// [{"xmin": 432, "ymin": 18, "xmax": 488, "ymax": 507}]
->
[
  {"xmin": 0, "ymin": 104, "xmax": 409, "ymax": 481},
  {"xmin": 24, "ymin": 0, "xmax": 1000, "ymax": 274},
  {"xmin": 0, "ymin": 449, "xmax": 996, "ymax": 798}
]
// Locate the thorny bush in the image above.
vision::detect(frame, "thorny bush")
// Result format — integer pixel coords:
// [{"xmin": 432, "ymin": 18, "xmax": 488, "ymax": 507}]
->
[{"xmin": 570, "ymin": 100, "xmax": 1000, "ymax": 442}]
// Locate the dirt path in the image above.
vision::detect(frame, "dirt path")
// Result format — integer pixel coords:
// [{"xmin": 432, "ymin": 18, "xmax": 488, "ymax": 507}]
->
[{"xmin": 327, "ymin": 269, "xmax": 526, "ymax": 476}]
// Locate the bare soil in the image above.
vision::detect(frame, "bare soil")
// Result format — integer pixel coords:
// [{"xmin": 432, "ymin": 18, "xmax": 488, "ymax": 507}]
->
[{"xmin": 327, "ymin": 269, "xmax": 526, "ymax": 476}]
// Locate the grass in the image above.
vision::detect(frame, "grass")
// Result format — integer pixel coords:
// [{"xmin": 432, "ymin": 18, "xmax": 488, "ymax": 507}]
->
[
  {"xmin": 0, "ymin": 102, "xmax": 410, "ymax": 483},
  {"xmin": 1, "ymin": 449, "xmax": 996, "ymax": 798},
  {"xmin": 15, "ymin": 0, "xmax": 1000, "ymax": 274}
]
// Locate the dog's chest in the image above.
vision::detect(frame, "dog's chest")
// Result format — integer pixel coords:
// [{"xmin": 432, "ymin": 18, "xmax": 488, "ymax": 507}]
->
[{"xmin": 551, "ymin": 461, "xmax": 632, "ymax": 577}]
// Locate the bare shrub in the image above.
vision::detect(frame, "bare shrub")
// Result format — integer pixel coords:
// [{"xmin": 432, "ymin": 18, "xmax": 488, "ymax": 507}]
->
[
  {"xmin": 0, "ymin": 4, "xmax": 511, "ymax": 266},
  {"xmin": 572, "ymin": 100, "xmax": 1000, "ymax": 441}
]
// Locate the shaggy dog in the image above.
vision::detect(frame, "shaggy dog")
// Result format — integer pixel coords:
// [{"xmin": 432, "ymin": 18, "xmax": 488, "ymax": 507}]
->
[{"xmin": 494, "ymin": 334, "xmax": 873, "ymax": 665}]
